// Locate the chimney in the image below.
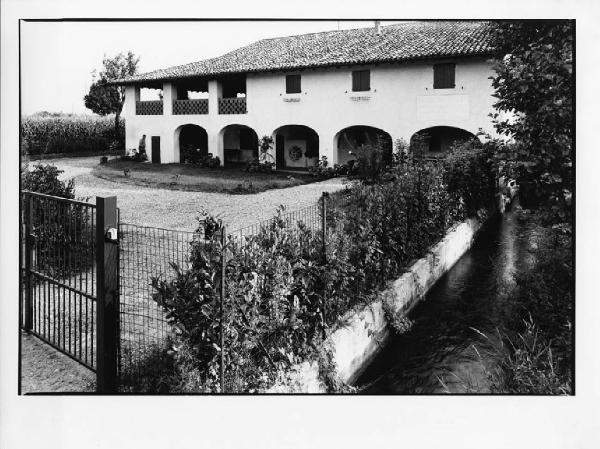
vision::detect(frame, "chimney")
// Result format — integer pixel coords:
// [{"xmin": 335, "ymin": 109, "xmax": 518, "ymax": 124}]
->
[{"xmin": 374, "ymin": 20, "xmax": 381, "ymax": 34}]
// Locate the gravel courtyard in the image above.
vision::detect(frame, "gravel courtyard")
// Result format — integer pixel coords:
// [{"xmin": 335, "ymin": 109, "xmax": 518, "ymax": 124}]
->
[{"xmin": 34, "ymin": 156, "xmax": 347, "ymax": 231}]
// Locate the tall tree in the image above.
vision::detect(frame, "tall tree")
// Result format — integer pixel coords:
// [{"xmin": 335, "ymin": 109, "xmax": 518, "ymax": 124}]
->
[
  {"xmin": 84, "ymin": 51, "xmax": 140, "ymax": 136},
  {"xmin": 490, "ymin": 21, "xmax": 573, "ymax": 223}
]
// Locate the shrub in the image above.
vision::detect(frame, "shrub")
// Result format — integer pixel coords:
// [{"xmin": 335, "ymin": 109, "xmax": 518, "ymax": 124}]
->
[
  {"xmin": 21, "ymin": 113, "xmax": 124, "ymax": 156},
  {"xmin": 108, "ymin": 139, "xmax": 123, "ymax": 154},
  {"xmin": 151, "ymin": 149, "xmax": 499, "ymax": 392},
  {"xmin": 22, "ymin": 164, "xmax": 75, "ymax": 198},
  {"xmin": 21, "ymin": 164, "xmax": 93, "ymax": 278},
  {"xmin": 180, "ymin": 147, "xmax": 220, "ymax": 167},
  {"xmin": 348, "ymin": 141, "xmax": 389, "ymax": 183},
  {"xmin": 308, "ymin": 156, "xmax": 349, "ymax": 179},
  {"xmin": 203, "ymin": 154, "xmax": 221, "ymax": 168},
  {"xmin": 443, "ymin": 138, "xmax": 498, "ymax": 216},
  {"xmin": 245, "ymin": 158, "xmax": 274, "ymax": 173}
]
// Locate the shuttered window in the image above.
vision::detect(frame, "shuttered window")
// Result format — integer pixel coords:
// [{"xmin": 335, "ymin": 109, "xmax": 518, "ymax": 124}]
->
[
  {"xmin": 286, "ymin": 74, "xmax": 301, "ymax": 94},
  {"xmin": 433, "ymin": 63, "xmax": 456, "ymax": 89},
  {"xmin": 352, "ymin": 70, "xmax": 370, "ymax": 92}
]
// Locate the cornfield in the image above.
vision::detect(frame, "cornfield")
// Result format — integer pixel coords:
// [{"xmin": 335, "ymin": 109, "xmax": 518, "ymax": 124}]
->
[{"xmin": 21, "ymin": 113, "xmax": 125, "ymax": 156}]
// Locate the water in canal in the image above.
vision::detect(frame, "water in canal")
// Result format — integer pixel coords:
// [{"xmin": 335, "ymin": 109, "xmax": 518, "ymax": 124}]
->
[{"xmin": 357, "ymin": 202, "xmax": 537, "ymax": 394}]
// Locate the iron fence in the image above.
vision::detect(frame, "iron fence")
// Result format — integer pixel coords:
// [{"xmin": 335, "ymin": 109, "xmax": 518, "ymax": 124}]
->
[{"xmin": 20, "ymin": 191, "xmax": 98, "ymax": 370}]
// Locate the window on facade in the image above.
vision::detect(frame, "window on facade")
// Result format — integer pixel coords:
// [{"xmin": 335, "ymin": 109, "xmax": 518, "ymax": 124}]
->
[
  {"xmin": 352, "ymin": 70, "xmax": 370, "ymax": 92},
  {"xmin": 433, "ymin": 63, "xmax": 456, "ymax": 89},
  {"xmin": 286, "ymin": 74, "xmax": 301, "ymax": 94}
]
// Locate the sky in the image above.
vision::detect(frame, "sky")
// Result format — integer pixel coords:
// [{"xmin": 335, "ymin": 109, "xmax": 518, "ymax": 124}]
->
[{"xmin": 20, "ymin": 20, "xmax": 402, "ymax": 115}]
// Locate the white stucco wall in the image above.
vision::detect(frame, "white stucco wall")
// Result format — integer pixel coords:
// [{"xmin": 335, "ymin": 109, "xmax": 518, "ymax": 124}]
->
[{"xmin": 123, "ymin": 57, "xmax": 499, "ymax": 166}]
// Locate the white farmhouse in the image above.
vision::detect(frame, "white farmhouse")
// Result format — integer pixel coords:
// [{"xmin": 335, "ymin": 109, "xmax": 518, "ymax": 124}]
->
[{"xmin": 113, "ymin": 20, "xmax": 500, "ymax": 168}]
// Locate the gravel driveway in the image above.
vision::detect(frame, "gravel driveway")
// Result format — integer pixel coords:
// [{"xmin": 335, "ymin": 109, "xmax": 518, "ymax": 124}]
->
[{"xmin": 36, "ymin": 157, "xmax": 348, "ymax": 231}]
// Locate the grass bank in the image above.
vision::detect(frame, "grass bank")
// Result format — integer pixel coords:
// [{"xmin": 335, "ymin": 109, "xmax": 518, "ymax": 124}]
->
[{"xmin": 92, "ymin": 159, "xmax": 317, "ymax": 194}]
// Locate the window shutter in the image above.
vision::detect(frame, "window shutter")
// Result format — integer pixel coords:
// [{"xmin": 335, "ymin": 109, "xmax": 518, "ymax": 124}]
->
[
  {"xmin": 433, "ymin": 63, "xmax": 455, "ymax": 89},
  {"xmin": 352, "ymin": 71, "xmax": 360, "ymax": 91},
  {"xmin": 352, "ymin": 70, "xmax": 370, "ymax": 92},
  {"xmin": 286, "ymin": 74, "xmax": 301, "ymax": 94}
]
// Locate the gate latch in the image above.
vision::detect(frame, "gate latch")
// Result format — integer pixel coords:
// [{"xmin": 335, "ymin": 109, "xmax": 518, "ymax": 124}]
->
[{"xmin": 105, "ymin": 227, "xmax": 118, "ymax": 242}]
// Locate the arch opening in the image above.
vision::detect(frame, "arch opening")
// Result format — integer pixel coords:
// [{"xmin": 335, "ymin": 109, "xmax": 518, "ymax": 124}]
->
[
  {"xmin": 272, "ymin": 125, "xmax": 319, "ymax": 170},
  {"xmin": 176, "ymin": 124, "xmax": 208, "ymax": 163},
  {"xmin": 335, "ymin": 126, "xmax": 393, "ymax": 166},
  {"xmin": 221, "ymin": 124, "xmax": 259, "ymax": 166},
  {"xmin": 409, "ymin": 126, "xmax": 477, "ymax": 156}
]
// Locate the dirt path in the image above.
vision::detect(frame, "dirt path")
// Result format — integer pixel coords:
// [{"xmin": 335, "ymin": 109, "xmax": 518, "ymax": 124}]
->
[
  {"xmin": 20, "ymin": 332, "xmax": 95, "ymax": 394},
  {"xmin": 33, "ymin": 156, "xmax": 348, "ymax": 231}
]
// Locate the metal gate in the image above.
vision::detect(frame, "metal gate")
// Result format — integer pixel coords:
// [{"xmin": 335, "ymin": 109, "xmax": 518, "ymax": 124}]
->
[{"xmin": 21, "ymin": 191, "xmax": 119, "ymax": 392}]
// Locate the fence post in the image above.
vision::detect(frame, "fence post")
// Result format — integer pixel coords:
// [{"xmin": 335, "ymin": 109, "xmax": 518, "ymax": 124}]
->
[
  {"xmin": 96, "ymin": 196, "xmax": 119, "ymax": 394},
  {"xmin": 321, "ymin": 192, "xmax": 329, "ymax": 334},
  {"xmin": 219, "ymin": 225, "xmax": 227, "ymax": 393},
  {"xmin": 23, "ymin": 194, "xmax": 33, "ymax": 332},
  {"xmin": 321, "ymin": 192, "xmax": 328, "ymax": 262}
]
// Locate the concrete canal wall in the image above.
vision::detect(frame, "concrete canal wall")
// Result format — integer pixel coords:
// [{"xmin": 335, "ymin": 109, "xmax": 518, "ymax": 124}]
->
[
  {"xmin": 267, "ymin": 188, "xmax": 517, "ymax": 392},
  {"xmin": 267, "ymin": 216, "xmax": 484, "ymax": 392}
]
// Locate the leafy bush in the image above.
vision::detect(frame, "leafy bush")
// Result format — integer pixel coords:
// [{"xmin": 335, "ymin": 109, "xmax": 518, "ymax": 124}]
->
[
  {"xmin": 151, "ymin": 148, "xmax": 499, "ymax": 392},
  {"xmin": 442, "ymin": 139, "xmax": 497, "ymax": 216},
  {"xmin": 348, "ymin": 142, "xmax": 389, "ymax": 183},
  {"xmin": 22, "ymin": 164, "xmax": 75, "ymax": 198},
  {"xmin": 21, "ymin": 113, "xmax": 124, "ymax": 156},
  {"xmin": 245, "ymin": 158, "xmax": 274, "ymax": 173},
  {"xmin": 21, "ymin": 164, "xmax": 93, "ymax": 278},
  {"xmin": 308, "ymin": 156, "xmax": 350, "ymax": 179},
  {"xmin": 181, "ymin": 147, "xmax": 221, "ymax": 167}
]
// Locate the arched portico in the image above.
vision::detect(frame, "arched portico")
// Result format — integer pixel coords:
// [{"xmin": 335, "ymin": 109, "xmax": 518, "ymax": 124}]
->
[
  {"xmin": 219, "ymin": 124, "xmax": 259, "ymax": 166},
  {"xmin": 335, "ymin": 126, "xmax": 393, "ymax": 165},
  {"xmin": 174, "ymin": 124, "xmax": 208, "ymax": 163},
  {"xmin": 409, "ymin": 126, "xmax": 478, "ymax": 155},
  {"xmin": 272, "ymin": 125, "xmax": 319, "ymax": 170}
]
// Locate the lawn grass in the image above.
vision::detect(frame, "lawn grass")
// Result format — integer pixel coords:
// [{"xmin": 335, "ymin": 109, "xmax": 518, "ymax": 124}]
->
[{"xmin": 92, "ymin": 158, "xmax": 317, "ymax": 194}]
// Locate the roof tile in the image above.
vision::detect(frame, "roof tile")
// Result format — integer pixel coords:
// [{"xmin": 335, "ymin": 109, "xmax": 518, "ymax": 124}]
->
[{"xmin": 115, "ymin": 21, "xmax": 495, "ymax": 84}]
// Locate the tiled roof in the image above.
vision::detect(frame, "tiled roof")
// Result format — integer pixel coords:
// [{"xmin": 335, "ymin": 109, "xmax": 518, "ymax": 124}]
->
[{"xmin": 114, "ymin": 21, "xmax": 495, "ymax": 85}]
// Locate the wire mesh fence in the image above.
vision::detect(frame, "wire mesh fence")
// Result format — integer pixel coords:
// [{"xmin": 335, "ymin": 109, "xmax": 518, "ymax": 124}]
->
[
  {"xmin": 21, "ymin": 189, "xmax": 345, "ymax": 392},
  {"xmin": 117, "ymin": 222, "xmax": 207, "ymax": 391},
  {"xmin": 114, "ymin": 197, "xmax": 334, "ymax": 392}
]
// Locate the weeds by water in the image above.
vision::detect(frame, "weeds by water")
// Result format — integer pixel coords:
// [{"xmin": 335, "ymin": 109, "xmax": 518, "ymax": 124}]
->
[{"xmin": 461, "ymin": 210, "xmax": 573, "ymax": 395}]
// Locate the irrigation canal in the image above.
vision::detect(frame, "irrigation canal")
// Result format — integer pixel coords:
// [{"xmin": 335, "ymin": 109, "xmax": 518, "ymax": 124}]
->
[{"xmin": 357, "ymin": 201, "xmax": 538, "ymax": 393}]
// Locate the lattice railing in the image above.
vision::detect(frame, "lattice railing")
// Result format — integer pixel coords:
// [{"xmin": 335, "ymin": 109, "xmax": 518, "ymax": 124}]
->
[
  {"xmin": 218, "ymin": 97, "xmax": 247, "ymax": 114},
  {"xmin": 173, "ymin": 99, "xmax": 209, "ymax": 115},
  {"xmin": 136, "ymin": 101, "xmax": 163, "ymax": 115}
]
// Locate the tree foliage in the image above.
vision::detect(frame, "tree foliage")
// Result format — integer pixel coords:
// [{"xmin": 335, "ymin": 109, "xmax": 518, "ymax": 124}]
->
[
  {"xmin": 84, "ymin": 51, "xmax": 139, "ymax": 133},
  {"xmin": 490, "ymin": 20, "xmax": 573, "ymax": 223}
]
